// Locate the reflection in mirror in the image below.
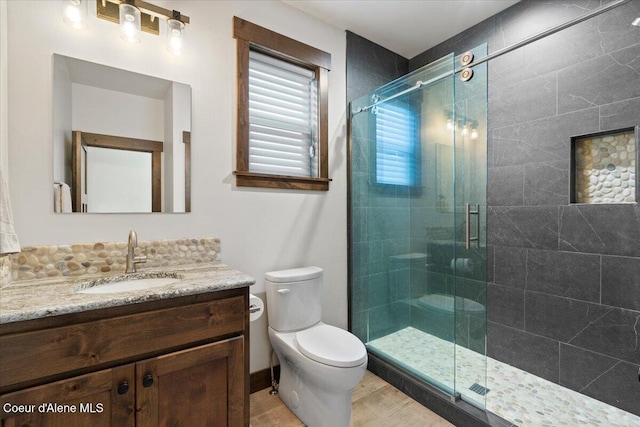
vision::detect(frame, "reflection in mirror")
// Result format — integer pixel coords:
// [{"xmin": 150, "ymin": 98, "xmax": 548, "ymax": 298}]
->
[{"xmin": 52, "ymin": 54, "xmax": 191, "ymax": 213}]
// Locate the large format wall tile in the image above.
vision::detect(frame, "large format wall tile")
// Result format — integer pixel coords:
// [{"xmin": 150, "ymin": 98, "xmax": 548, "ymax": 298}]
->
[
  {"xmin": 557, "ymin": 45, "xmax": 640, "ymax": 115},
  {"xmin": 346, "ymin": 31, "xmax": 408, "ymax": 82},
  {"xmin": 559, "ymin": 204, "xmax": 640, "ymax": 257},
  {"xmin": 489, "ymin": 74, "xmax": 557, "ymax": 129},
  {"xmin": 559, "ymin": 344, "xmax": 619, "ymax": 393},
  {"xmin": 521, "ymin": 17, "xmax": 603, "ymax": 80},
  {"xmin": 493, "ymin": 245, "xmax": 526, "ymax": 289},
  {"xmin": 568, "ymin": 308, "xmax": 640, "ymax": 364},
  {"xmin": 491, "ymin": 108, "xmax": 599, "ymax": 167},
  {"xmin": 523, "ymin": 160, "xmax": 569, "ymax": 206},
  {"xmin": 597, "ymin": 0, "xmax": 640, "ymax": 52},
  {"xmin": 488, "ymin": 165, "xmax": 524, "ymax": 206},
  {"xmin": 581, "ymin": 360, "xmax": 640, "ymax": 416},
  {"xmin": 487, "ymin": 322, "xmax": 559, "ymax": 383},
  {"xmin": 488, "ymin": 206, "xmax": 559, "ymax": 250},
  {"xmin": 526, "ymin": 250, "xmax": 600, "ymax": 303},
  {"xmin": 488, "ymin": 283, "xmax": 524, "ymax": 329},
  {"xmin": 599, "ymin": 97, "xmax": 640, "ymax": 132},
  {"xmin": 524, "ymin": 292, "xmax": 611, "ymax": 343},
  {"xmin": 601, "ymin": 255, "xmax": 640, "ymax": 312}
]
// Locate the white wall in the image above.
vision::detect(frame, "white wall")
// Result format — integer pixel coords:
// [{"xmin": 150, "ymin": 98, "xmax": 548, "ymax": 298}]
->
[
  {"xmin": 0, "ymin": 0, "xmax": 7, "ymax": 175},
  {"xmin": 72, "ymin": 84, "xmax": 165, "ymax": 140},
  {"xmin": 6, "ymin": 0, "xmax": 347, "ymax": 373}
]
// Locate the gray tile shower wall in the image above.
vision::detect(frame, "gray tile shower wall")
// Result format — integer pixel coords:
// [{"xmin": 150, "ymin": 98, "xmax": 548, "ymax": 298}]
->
[{"xmin": 408, "ymin": 0, "xmax": 640, "ymax": 416}]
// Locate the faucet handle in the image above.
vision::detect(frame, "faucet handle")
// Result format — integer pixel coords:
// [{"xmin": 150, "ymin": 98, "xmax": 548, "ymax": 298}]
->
[{"xmin": 133, "ymin": 247, "xmax": 148, "ymax": 263}]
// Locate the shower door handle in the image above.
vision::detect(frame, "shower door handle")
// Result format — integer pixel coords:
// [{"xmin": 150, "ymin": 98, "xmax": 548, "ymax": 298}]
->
[{"xmin": 465, "ymin": 203, "xmax": 480, "ymax": 250}]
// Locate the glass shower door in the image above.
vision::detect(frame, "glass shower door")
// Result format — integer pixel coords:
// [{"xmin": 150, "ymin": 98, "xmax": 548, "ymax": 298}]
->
[
  {"xmin": 452, "ymin": 44, "xmax": 488, "ymax": 408},
  {"xmin": 349, "ymin": 45, "xmax": 487, "ymax": 408}
]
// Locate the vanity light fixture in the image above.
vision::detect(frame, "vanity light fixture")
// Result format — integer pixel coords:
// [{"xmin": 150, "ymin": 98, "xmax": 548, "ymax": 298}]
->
[
  {"xmin": 119, "ymin": 2, "xmax": 141, "ymax": 44},
  {"xmin": 166, "ymin": 12, "xmax": 186, "ymax": 55},
  {"xmin": 62, "ymin": 0, "xmax": 89, "ymax": 30},
  {"xmin": 95, "ymin": 0, "xmax": 189, "ymax": 53}
]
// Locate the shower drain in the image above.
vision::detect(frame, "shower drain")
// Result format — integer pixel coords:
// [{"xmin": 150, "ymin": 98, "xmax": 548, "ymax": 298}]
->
[{"xmin": 469, "ymin": 383, "xmax": 490, "ymax": 396}]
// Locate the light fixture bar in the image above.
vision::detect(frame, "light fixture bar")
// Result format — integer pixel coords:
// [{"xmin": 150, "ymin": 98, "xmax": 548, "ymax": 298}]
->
[
  {"xmin": 97, "ymin": 0, "xmax": 158, "ymax": 34},
  {"xmin": 96, "ymin": 0, "xmax": 189, "ymax": 36}
]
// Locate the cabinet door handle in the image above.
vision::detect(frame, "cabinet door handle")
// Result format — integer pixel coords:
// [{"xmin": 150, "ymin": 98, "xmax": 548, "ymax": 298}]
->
[
  {"xmin": 117, "ymin": 381, "xmax": 129, "ymax": 395},
  {"xmin": 142, "ymin": 374, "xmax": 154, "ymax": 388}
]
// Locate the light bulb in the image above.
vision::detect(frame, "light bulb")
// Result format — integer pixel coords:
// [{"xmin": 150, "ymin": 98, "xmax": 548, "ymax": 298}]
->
[
  {"xmin": 62, "ymin": 0, "xmax": 88, "ymax": 30},
  {"xmin": 119, "ymin": 3, "xmax": 141, "ymax": 44},
  {"xmin": 167, "ymin": 19, "xmax": 186, "ymax": 55},
  {"xmin": 462, "ymin": 125, "xmax": 469, "ymax": 136},
  {"xmin": 470, "ymin": 128, "xmax": 479, "ymax": 140},
  {"xmin": 446, "ymin": 119, "xmax": 453, "ymax": 130}
]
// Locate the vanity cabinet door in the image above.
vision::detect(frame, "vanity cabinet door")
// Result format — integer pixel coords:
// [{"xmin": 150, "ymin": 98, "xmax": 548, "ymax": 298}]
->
[
  {"xmin": 135, "ymin": 336, "xmax": 244, "ymax": 427},
  {"xmin": 0, "ymin": 364, "xmax": 135, "ymax": 427}
]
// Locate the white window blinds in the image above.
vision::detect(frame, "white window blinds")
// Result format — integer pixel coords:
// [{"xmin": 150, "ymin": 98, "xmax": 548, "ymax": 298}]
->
[
  {"xmin": 248, "ymin": 50, "xmax": 318, "ymax": 177},
  {"xmin": 376, "ymin": 103, "xmax": 417, "ymax": 186}
]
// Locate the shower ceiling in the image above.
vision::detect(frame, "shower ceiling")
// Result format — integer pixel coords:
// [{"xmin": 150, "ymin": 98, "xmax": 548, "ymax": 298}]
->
[{"xmin": 282, "ymin": 0, "xmax": 519, "ymax": 58}]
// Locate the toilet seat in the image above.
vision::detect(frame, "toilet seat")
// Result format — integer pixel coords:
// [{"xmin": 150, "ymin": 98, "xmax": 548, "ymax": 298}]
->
[{"xmin": 295, "ymin": 324, "xmax": 367, "ymax": 368}]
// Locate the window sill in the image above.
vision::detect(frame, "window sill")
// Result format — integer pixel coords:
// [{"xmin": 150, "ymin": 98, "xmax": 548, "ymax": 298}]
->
[{"xmin": 234, "ymin": 171, "xmax": 330, "ymax": 191}]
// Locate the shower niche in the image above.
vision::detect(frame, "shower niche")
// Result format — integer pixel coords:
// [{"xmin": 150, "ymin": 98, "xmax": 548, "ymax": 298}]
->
[{"xmin": 571, "ymin": 127, "xmax": 638, "ymax": 204}]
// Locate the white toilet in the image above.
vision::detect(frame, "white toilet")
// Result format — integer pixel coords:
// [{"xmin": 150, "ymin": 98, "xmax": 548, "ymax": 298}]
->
[{"xmin": 266, "ymin": 266, "xmax": 367, "ymax": 427}]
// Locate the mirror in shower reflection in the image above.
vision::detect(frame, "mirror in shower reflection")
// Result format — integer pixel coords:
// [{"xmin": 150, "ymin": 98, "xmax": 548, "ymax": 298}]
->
[{"xmin": 52, "ymin": 54, "xmax": 192, "ymax": 213}]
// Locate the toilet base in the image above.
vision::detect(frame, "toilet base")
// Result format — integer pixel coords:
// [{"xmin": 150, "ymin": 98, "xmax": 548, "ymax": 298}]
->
[
  {"xmin": 278, "ymin": 357, "xmax": 356, "ymax": 427},
  {"xmin": 268, "ymin": 326, "xmax": 367, "ymax": 427}
]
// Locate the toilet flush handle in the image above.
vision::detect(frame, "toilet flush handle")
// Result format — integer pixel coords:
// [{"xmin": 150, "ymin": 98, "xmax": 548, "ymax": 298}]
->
[{"xmin": 277, "ymin": 288, "xmax": 291, "ymax": 295}]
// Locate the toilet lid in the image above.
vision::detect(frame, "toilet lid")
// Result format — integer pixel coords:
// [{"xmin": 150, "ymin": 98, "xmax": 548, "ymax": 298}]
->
[{"xmin": 295, "ymin": 324, "xmax": 367, "ymax": 368}]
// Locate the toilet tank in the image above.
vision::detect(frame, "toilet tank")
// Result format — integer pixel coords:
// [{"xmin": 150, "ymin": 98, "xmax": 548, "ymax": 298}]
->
[{"xmin": 265, "ymin": 266, "xmax": 323, "ymax": 332}]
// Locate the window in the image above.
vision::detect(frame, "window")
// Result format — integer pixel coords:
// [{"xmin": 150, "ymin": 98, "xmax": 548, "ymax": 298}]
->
[
  {"xmin": 248, "ymin": 51, "xmax": 317, "ymax": 177},
  {"xmin": 375, "ymin": 103, "xmax": 418, "ymax": 187},
  {"xmin": 233, "ymin": 17, "xmax": 331, "ymax": 191}
]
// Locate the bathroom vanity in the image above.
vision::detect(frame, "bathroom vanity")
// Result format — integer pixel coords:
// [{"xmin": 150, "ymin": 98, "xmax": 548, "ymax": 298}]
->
[{"xmin": 0, "ymin": 261, "xmax": 254, "ymax": 426}]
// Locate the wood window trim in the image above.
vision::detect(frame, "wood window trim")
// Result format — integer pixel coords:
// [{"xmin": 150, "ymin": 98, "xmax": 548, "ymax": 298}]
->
[
  {"xmin": 71, "ymin": 131, "xmax": 163, "ymax": 212},
  {"xmin": 233, "ymin": 17, "xmax": 331, "ymax": 191}
]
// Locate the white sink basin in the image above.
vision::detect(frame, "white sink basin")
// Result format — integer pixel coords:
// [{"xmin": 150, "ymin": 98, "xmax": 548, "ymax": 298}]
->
[{"xmin": 75, "ymin": 273, "xmax": 183, "ymax": 294}]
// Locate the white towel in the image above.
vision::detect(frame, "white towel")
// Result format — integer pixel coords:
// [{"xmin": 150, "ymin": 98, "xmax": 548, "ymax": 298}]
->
[
  {"xmin": 54, "ymin": 182, "xmax": 72, "ymax": 213},
  {"xmin": 0, "ymin": 168, "xmax": 20, "ymax": 254}
]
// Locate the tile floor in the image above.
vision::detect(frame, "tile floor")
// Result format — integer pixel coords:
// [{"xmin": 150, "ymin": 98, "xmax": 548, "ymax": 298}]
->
[{"xmin": 250, "ymin": 370, "xmax": 453, "ymax": 427}]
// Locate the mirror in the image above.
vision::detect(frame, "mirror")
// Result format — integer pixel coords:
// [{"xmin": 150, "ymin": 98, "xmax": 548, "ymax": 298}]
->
[{"xmin": 52, "ymin": 54, "xmax": 191, "ymax": 213}]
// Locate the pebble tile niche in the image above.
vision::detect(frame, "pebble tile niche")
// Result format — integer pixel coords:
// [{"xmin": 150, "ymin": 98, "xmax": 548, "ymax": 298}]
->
[{"xmin": 573, "ymin": 129, "xmax": 637, "ymax": 204}]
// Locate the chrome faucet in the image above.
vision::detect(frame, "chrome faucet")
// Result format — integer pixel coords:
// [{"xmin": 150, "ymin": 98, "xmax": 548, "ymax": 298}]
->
[{"xmin": 126, "ymin": 230, "xmax": 147, "ymax": 274}]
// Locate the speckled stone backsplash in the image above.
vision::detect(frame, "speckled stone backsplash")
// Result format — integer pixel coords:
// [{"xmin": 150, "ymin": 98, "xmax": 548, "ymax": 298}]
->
[
  {"xmin": 0, "ymin": 256, "xmax": 11, "ymax": 286},
  {"xmin": 3, "ymin": 237, "xmax": 221, "ymax": 285}
]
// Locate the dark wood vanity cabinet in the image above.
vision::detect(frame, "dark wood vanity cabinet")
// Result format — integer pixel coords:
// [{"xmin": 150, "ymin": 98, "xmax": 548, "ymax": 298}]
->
[{"xmin": 0, "ymin": 288, "xmax": 249, "ymax": 427}]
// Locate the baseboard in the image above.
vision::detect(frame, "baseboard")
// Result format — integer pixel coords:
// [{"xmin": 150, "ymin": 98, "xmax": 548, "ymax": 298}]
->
[{"xmin": 250, "ymin": 365, "xmax": 280, "ymax": 394}]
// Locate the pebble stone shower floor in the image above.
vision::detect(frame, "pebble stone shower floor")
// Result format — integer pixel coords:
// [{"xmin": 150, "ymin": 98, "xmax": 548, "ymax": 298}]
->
[{"xmin": 368, "ymin": 327, "xmax": 639, "ymax": 426}]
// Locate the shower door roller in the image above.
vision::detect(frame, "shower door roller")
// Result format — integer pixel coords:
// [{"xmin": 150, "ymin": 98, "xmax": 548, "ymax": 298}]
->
[
  {"xmin": 465, "ymin": 203, "xmax": 480, "ymax": 250},
  {"xmin": 460, "ymin": 68, "xmax": 474, "ymax": 82}
]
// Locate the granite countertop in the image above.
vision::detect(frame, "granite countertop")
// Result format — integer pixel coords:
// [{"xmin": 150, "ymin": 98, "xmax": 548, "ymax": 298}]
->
[{"xmin": 0, "ymin": 263, "xmax": 255, "ymax": 324}]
